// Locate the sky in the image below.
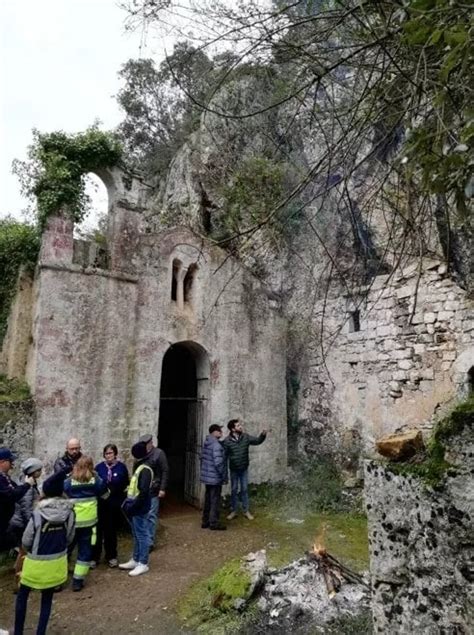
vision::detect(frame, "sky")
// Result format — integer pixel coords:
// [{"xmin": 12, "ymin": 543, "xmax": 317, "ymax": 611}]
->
[{"xmin": 0, "ymin": 0, "xmax": 155, "ymax": 222}]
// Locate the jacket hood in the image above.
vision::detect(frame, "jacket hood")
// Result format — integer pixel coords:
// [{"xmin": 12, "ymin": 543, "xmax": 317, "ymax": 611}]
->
[
  {"xmin": 38, "ymin": 497, "xmax": 73, "ymax": 523},
  {"xmin": 204, "ymin": 434, "xmax": 220, "ymax": 448}
]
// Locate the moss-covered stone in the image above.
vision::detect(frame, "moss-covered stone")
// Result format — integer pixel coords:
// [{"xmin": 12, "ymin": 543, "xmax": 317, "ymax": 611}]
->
[{"xmin": 387, "ymin": 397, "xmax": 474, "ymax": 487}]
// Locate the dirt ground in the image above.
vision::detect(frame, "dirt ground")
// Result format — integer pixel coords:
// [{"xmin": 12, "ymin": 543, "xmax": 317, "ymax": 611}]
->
[{"xmin": 0, "ymin": 500, "xmax": 281, "ymax": 635}]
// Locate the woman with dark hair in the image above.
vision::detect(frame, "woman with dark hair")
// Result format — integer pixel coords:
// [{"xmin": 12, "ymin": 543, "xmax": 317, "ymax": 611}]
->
[
  {"xmin": 63, "ymin": 456, "xmax": 109, "ymax": 591},
  {"xmin": 91, "ymin": 444, "xmax": 129, "ymax": 568}
]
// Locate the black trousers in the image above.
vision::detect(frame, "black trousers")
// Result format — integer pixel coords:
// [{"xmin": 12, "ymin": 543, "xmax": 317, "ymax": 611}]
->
[
  {"xmin": 92, "ymin": 504, "xmax": 121, "ymax": 561},
  {"xmin": 202, "ymin": 484, "xmax": 222, "ymax": 527},
  {"xmin": 15, "ymin": 584, "xmax": 54, "ymax": 635}
]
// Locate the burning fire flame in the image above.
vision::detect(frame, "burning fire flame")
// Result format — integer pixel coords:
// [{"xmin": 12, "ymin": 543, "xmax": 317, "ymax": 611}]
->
[{"xmin": 313, "ymin": 523, "xmax": 327, "ymax": 556}]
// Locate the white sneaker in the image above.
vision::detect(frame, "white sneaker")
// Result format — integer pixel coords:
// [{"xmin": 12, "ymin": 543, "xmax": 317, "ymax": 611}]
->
[
  {"xmin": 89, "ymin": 560, "xmax": 97, "ymax": 569},
  {"xmin": 227, "ymin": 511, "xmax": 237, "ymax": 520},
  {"xmin": 119, "ymin": 559, "xmax": 138, "ymax": 570},
  {"xmin": 128, "ymin": 563, "xmax": 149, "ymax": 577}
]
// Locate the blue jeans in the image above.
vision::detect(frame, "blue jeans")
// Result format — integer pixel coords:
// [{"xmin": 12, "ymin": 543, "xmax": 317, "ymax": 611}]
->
[
  {"xmin": 131, "ymin": 514, "xmax": 149, "ymax": 564},
  {"xmin": 147, "ymin": 496, "xmax": 159, "ymax": 548},
  {"xmin": 15, "ymin": 584, "xmax": 54, "ymax": 635},
  {"xmin": 230, "ymin": 469, "xmax": 249, "ymax": 513}
]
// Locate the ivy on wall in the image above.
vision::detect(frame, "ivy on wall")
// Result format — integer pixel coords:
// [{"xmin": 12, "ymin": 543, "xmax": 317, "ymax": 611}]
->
[
  {"xmin": 0, "ymin": 218, "xmax": 40, "ymax": 342},
  {"xmin": 13, "ymin": 127, "xmax": 122, "ymax": 229}
]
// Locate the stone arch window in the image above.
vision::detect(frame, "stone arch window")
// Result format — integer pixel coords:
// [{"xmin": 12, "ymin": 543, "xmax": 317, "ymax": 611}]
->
[
  {"xmin": 171, "ymin": 259, "xmax": 182, "ymax": 302},
  {"xmin": 349, "ymin": 309, "xmax": 361, "ymax": 333},
  {"xmin": 183, "ymin": 264, "xmax": 198, "ymax": 304},
  {"xmin": 72, "ymin": 173, "xmax": 109, "ymax": 268}
]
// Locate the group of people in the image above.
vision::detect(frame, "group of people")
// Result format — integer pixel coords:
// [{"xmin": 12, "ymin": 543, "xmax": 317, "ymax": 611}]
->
[
  {"xmin": 0, "ymin": 418, "xmax": 266, "ymax": 634},
  {"xmin": 0, "ymin": 434, "xmax": 168, "ymax": 634}
]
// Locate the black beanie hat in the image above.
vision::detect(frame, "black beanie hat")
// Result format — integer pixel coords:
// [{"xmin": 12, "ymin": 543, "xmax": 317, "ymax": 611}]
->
[{"xmin": 131, "ymin": 441, "xmax": 148, "ymax": 460}]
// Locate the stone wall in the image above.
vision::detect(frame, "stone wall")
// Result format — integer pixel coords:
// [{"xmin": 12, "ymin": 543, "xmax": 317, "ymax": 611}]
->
[
  {"xmin": 13, "ymin": 217, "xmax": 287, "ymax": 484},
  {"xmin": 294, "ymin": 259, "xmax": 474, "ymax": 462},
  {"xmin": 364, "ymin": 421, "xmax": 474, "ymax": 633},
  {"xmin": 0, "ymin": 399, "xmax": 35, "ymax": 476}
]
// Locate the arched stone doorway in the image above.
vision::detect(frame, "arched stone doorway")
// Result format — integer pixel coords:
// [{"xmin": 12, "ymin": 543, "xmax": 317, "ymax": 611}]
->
[{"xmin": 158, "ymin": 341, "xmax": 209, "ymax": 506}]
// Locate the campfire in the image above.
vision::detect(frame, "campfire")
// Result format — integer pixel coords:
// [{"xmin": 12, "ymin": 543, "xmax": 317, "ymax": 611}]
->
[
  {"xmin": 239, "ymin": 528, "xmax": 370, "ymax": 632},
  {"xmin": 308, "ymin": 525, "xmax": 367, "ymax": 599}
]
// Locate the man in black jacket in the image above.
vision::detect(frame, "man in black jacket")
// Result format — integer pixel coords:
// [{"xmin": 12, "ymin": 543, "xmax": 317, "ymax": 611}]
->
[
  {"xmin": 138, "ymin": 434, "xmax": 169, "ymax": 550},
  {"xmin": 53, "ymin": 438, "xmax": 82, "ymax": 474},
  {"xmin": 0, "ymin": 447, "xmax": 35, "ymax": 552}
]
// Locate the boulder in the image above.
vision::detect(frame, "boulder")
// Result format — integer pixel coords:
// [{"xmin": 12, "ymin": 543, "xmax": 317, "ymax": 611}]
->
[{"xmin": 376, "ymin": 430, "xmax": 424, "ymax": 461}]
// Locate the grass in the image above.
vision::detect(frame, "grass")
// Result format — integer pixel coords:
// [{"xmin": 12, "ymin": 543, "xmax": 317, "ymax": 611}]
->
[{"xmin": 177, "ymin": 508, "xmax": 369, "ymax": 633}]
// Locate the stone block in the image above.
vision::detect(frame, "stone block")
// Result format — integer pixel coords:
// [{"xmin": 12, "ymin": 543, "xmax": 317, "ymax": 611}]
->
[
  {"xmin": 444, "ymin": 301, "xmax": 459, "ymax": 311},
  {"xmin": 377, "ymin": 325, "xmax": 394, "ymax": 337},
  {"xmin": 392, "ymin": 348, "xmax": 413, "ymax": 360},
  {"xmin": 443, "ymin": 351, "xmax": 457, "ymax": 361},
  {"xmin": 411, "ymin": 313, "xmax": 424, "ymax": 325},
  {"xmin": 423, "ymin": 312, "xmax": 436, "ymax": 324},
  {"xmin": 392, "ymin": 370, "xmax": 408, "ymax": 381},
  {"xmin": 438, "ymin": 311, "xmax": 454, "ymax": 322},
  {"xmin": 441, "ymin": 361, "xmax": 452, "ymax": 371},
  {"xmin": 396, "ymin": 284, "xmax": 417, "ymax": 299},
  {"xmin": 398, "ymin": 359, "xmax": 413, "ymax": 370},
  {"xmin": 414, "ymin": 344, "xmax": 425, "ymax": 354},
  {"xmin": 376, "ymin": 430, "xmax": 424, "ymax": 460}
]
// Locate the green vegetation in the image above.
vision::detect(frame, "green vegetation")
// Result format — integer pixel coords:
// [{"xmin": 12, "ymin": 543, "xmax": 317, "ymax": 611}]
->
[
  {"xmin": 249, "ymin": 456, "xmax": 358, "ymax": 516},
  {"xmin": 388, "ymin": 396, "xmax": 474, "ymax": 486},
  {"xmin": 177, "ymin": 510, "xmax": 368, "ymax": 633},
  {"xmin": 0, "ymin": 375, "xmax": 31, "ymax": 404},
  {"xmin": 0, "ymin": 218, "xmax": 40, "ymax": 342},
  {"xmin": 177, "ymin": 558, "xmax": 252, "ymax": 632},
  {"xmin": 13, "ymin": 127, "xmax": 122, "ymax": 229}
]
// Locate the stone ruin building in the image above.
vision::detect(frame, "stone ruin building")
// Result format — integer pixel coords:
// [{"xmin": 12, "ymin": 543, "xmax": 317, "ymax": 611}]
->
[{"xmin": 1, "ymin": 160, "xmax": 473, "ymax": 631}]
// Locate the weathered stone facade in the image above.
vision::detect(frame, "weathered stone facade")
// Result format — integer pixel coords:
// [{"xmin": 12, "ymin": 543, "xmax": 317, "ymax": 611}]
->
[
  {"xmin": 294, "ymin": 259, "xmax": 474, "ymax": 463},
  {"xmin": 0, "ymin": 170, "xmax": 287, "ymax": 502},
  {"xmin": 364, "ymin": 419, "xmax": 474, "ymax": 633}
]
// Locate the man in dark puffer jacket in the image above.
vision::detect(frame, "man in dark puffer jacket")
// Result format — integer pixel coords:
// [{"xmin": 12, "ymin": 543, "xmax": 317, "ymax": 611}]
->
[
  {"xmin": 200, "ymin": 424, "xmax": 227, "ymax": 530},
  {"xmin": 222, "ymin": 419, "xmax": 267, "ymax": 521}
]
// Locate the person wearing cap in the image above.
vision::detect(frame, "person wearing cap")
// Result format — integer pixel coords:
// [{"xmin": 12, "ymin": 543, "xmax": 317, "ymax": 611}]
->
[
  {"xmin": 53, "ymin": 438, "xmax": 82, "ymax": 475},
  {"xmin": 200, "ymin": 424, "xmax": 227, "ymax": 530},
  {"xmin": 0, "ymin": 448, "xmax": 35, "ymax": 552},
  {"xmin": 223, "ymin": 419, "xmax": 267, "ymax": 521},
  {"xmin": 8, "ymin": 458, "xmax": 43, "ymax": 547},
  {"xmin": 137, "ymin": 433, "xmax": 169, "ymax": 551},
  {"xmin": 119, "ymin": 442, "xmax": 153, "ymax": 577}
]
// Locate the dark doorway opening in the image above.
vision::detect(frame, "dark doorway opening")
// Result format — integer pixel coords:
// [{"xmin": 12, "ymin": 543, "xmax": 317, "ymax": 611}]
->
[
  {"xmin": 158, "ymin": 342, "xmax": 208, "ymax": 506},
  {"xmin": 468, "ymin": 366, "xmax": 474, "ymax": 395}
]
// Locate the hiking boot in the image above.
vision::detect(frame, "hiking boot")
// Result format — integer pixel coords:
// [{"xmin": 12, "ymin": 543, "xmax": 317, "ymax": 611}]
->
[
  {"xmin": 244, "ymin": 511, "xmax": 254, "ymax": 520},
  {"xmin": 72, "ymin": 578, "xmax": 84, "ymax": 592},
  {"xmin": 89, "ymin": 560, "xmax": 97, "ymax": 569},
  {"xmin": 226, "ymin": 511, "xmax": 237, "ymax": 520},
  {"xmin": 210, "ymin": 524, "xmax": 227, "ymax": 531},
  {"xmin": 129, "ymin": 563, "xmax": 149, "ymax": 577},
  {"xmin": 119, "ymin": 558, "xmax": 138, "ymax": 570},
  {"xmin": 108, "ymin": 559, "xmax": 118, "ymax": 568}
]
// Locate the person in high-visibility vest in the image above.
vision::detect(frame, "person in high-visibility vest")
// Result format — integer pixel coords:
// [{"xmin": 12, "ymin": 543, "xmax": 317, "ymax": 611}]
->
[
  {"xmin": 63, "ymin": 456, "xmax": 109, "ymax": 591},
  {"xmin": 119, "ymin": 442, "xmax": 153, "ymax": 577},
  {"xmin": 13, "ymin": 476, "xmax": 75, "ymax": 635}
]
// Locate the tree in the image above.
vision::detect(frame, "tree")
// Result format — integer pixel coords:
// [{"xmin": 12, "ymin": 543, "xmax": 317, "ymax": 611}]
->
[{"xmin": 121, "ymin": 0, "xmax": 473, "ymax": 291}]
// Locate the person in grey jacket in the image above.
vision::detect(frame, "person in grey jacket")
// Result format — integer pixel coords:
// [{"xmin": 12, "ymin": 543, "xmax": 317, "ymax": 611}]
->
[
  {"xmin": 200, "ymin": 424, "xmax": 227, "ymax": 530},
  {"xmin": 8, "ymin": 458, "xmax": 43, "ymax": 546}
]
